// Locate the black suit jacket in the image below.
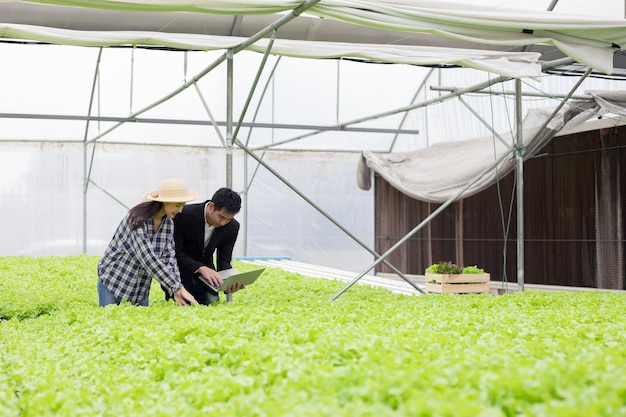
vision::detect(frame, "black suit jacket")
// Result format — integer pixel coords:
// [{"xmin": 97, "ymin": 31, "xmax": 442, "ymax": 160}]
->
[{"xmin": 173, "ymin": 201, "xmax": 240, "ymax": 281}]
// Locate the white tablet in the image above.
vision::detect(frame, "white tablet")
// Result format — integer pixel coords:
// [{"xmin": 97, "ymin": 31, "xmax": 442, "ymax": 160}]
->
[
  {"xmin": 197, "ymin": 268, "xmax": 265, "ymax": 292},
  {"xmin": 218, "ymin": 268, "xmax": 265, "ymax": 291}
]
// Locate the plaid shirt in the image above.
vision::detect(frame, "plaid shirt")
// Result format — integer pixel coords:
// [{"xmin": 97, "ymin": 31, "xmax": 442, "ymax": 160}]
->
[{"xmin": 98, "ymin": 214, "xmax": 183, "ymax": 305}]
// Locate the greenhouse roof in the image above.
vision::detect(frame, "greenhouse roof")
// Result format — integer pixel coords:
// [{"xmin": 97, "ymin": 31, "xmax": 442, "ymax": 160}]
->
[{"xmin": 0, "ymin": 0, "xmax": 625, "ymax": 76}]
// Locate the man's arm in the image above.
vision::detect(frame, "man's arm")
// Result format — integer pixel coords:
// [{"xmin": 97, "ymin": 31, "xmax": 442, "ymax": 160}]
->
[
  {"xmin": 215, "ymin": 220, "xmax": 240, "ymax": 271},
  {"xmin": 215, "ymin": 220, "xmax": 241, "ymax": 299}
]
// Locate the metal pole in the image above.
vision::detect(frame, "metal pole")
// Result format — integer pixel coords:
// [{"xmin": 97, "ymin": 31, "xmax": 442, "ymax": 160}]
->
[
  {"xmin": 226, "ymin": 50, "xmax": 233, "ymax": 189},
  {"xmin": 86, "ymin": 0, "xmax": 323, "ymax": 144},
  {"xmin": 0, "ymin": 112, "xmax": 418, "ymax": 135},
  {"xmin": 457, "ymin": 95, "xmax": 511, "ymax": 147},
  {"xmin": 389, "ymin": 67, "xmax": 436, "ymax": 152},
  {"xmin": 193, "ymin": 83, "xmax": 226, "ymax": 147},
  {"xmin": 331, "ymin": 60, "xmax": 579, "ymax": 300},
  {"xmin": 82, "ymin": 48, "xmax": 103, "ymax": 254},
  {"xmin": 234, "ymin": 138, "xmax": 425, "ymax": 294},
  {"xmin": 519, "ymin": 0, "xmax": 558, "ymax": 290},
  {"xmin": 514, "ymin": 67, "xmax": 593, "ymax": 290},
  {"xmin": 515, "ymin": 79, "xmax": 525, "ymax": 292},
  {"xmin": 331, "ymin": 146, "xmax": 516, "ymax": 301},
  {"xmin": 252, "ymin": 73, "xmax": 513, "ymax": 151},
  {"xmin": 253, "ymin": 57, "xmax": 575, "ymax": 151},
  {"xmin": 232, "ymin": 33, "xmax": 276, "ymax": 142},
  {"xmin": 431, "ymin": 86, "xmax": 590, "ymax": 100},
  {"xmin": 242, "ymin": 57, "xmax": 282, "ymax": 258}
]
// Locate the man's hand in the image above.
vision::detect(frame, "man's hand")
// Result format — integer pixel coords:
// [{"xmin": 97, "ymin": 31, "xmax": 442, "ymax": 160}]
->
[
  {"xmin": 225, "ymin": 282, "xmax": 246, "ymax": 294},
  {"xmin": 173, "ymin": 287, "xmax": 199, "ymax": 306},
  {"xmin": 197, "ymin": 266, "xmax": 224, "ymax": 289}
]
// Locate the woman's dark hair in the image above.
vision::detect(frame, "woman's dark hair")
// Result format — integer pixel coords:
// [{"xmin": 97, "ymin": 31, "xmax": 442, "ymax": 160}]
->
[
  {"xmin": 211, "ymin": 187, "xmax": 241, "ymax": 214},
  {"xmin": 128, "ymin": 201, "xmax": 163, "ymax": 230}
]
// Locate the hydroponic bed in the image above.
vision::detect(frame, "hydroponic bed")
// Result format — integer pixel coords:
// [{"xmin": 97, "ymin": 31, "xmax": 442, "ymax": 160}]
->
[{"xmin": 1, "ymin": 256, "xmax": 625, "ymax": 417}]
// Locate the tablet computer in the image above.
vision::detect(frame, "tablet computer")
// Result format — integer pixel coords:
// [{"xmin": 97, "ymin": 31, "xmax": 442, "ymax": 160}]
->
[
  {"xmin": 218, "ymin": 268, "xmax": 265, "ymax": 291},
  {"xmin": 197, "ymin": 268, "xmax": 265, "ymax": 292}
]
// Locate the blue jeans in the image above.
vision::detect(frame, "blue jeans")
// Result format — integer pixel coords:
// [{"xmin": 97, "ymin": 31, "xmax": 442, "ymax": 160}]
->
[{"xmin": 97, "ymin": 278, "xmax": 149, "ymax": 307}]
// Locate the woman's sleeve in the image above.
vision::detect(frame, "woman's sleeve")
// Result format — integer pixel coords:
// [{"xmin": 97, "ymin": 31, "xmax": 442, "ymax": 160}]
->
[
  {"xmin": 126, "ymin": 224, "xmax": 182, "ymax": 296},
  {"xmin": 164, "ymin": 230, "xmax": 182, "ymax": 279}
]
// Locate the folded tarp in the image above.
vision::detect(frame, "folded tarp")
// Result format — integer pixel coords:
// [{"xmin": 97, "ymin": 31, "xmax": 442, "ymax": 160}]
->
[{"xmin": 358, "ymin": 91, "xmax": 626, "ymax": 203}]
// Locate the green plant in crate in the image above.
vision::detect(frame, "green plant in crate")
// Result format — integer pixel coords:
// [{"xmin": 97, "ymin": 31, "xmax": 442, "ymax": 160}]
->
[
  {"xmin": 461, "ymin": 265, "xmax": 485, "ymax": 274},
  {"xmin": 425, "ymin": 261, "xmax": 487, "ymax": 287},
  {"xmin": 425, "ymin": 261, "xmax": 462, "ymax": 275},
  {"xmin": 425, "ymin": 261, "xmax": 485, "ymax": 275}
]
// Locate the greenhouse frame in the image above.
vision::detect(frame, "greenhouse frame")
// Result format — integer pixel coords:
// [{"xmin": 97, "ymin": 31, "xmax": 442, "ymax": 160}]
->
[{"xmin": 1, "ymin": 0, "xmax": 626, "ymax": 297}]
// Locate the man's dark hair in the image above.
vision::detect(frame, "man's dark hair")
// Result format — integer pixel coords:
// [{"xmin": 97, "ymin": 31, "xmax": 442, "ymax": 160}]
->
[{"xmin": 211, "ymin": 187, "xmax": 241, "ymax": 214}]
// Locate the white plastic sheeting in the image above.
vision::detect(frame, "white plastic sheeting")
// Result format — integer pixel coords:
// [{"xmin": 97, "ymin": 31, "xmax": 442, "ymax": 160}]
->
[
  {"xmin": 358, "ymin": 91, "xmax": 626, "ymax": 203},
  {"xmin": 0, "ymin": 143, "xmax": 375, "ymax": 273},
  {"xmin": 0, "ymin": 143, "xmax": 235, "ymax": 256},
  {"xmin": 1, "ymin": 47, "xmax": 625, "ymax": 270},
  {"xmin": 314, "ymin": 0, "xmax": 626, "ymax": 74},
  {"xmin": 246, "ymin": 150, "xmax": 374, "ymax": 271},
  {"xmin": 0, "ymin": 0, "xmax": 625, "ymax": 73},
  {"xmin": 0, "ymin": 25, "xmax": 542, "ymax": 78}
]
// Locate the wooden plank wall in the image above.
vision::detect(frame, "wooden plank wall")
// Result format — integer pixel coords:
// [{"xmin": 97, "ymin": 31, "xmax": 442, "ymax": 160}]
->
[{"xmin": 374, "ymin": 125, "xmax": 626, "ymax": 289}]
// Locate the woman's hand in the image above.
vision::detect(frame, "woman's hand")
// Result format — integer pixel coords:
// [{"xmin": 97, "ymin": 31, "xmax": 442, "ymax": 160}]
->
[{"xmin": 173, "ymin": 287, "xmax": 199, "ymax": 306}]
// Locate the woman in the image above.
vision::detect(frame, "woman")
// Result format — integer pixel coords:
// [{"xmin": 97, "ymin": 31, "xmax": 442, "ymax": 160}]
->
[{"xmin": 97, "ymin": 178, "xmax": 199, "ymax": 307}]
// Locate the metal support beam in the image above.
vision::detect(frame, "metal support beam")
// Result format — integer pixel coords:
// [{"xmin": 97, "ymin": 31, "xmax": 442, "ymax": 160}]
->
[
  {"xmin": 514, "ymin": 66, "xmax": 593, "ymax": 291},
  {"xmin": 331, "ymin": 147, "xmax": 516, "ymax": 301},
  {"xmin": 513, "ymin": 0, "xmax": 558, "ymax": 290},
  {"xmin": 241, "ymin": 56, "xmax": 283, "ymax": 258},
  {"xmin": 193, "ymin": 83, "xmax": 227, "ymax": 147},
  {"xmin": 82, "ymin": 47, "xmax": 103, "ymax": 254},
  {"xmin": 0, "ymin": 113, "xmax": 419, "ymax": 136},
  {"xmin": 85, "ymin": 0, "xmax": 323, "ymax": 145},
  {"xmin": 233, "ymin": 32, "xmax": 277, "ymax": 142},
  {"xmin": 253, "ymin": 57, "xmax": 577, "ymax": 152},
  {"xmin": 328, "ymin": 58, "xmax": 576, "ymax": 300},
  {"xmin": 226, "ymin": 50, "xmax": 234, "ymax": 189},
  {"xmin": 515, "ymin": 79, "xmax": 525, "ymax": 291},
  {"xmin": 252, "ymin": 72, "xmax": 513, "ymax": 151},
  {"xmin": 234, "ymin": 138, "xmax": 426, "ymax": 294},
  {"xmin": 389, "ymin": 67, "xmax": 435, "ymax": 152},
  {"xmin": 457, "ymin": 95, "xmax": 511, "ymax": 147},
  {"xmin": 431, "ymin": 86, "xmax": 591, "ymax": 101}
]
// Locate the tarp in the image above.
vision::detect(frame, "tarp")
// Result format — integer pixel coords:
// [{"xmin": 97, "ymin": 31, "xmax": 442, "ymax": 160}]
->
[
  {"xmin": 358, "ymin": 91, "xmax": 626, "ymax": 203},
  {"xmin": 0, "ymin": 25, "xmax": 541, "ymax": 77},
  {"xmin": 314, "ymin": 0, "xmax": 626, "ymax": 74},
  {"xmin": 0, "ymin": 1, "xmax": 625, "ymax": 74}
]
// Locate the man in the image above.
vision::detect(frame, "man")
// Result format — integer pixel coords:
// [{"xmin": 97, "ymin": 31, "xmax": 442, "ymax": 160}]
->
[{"xmin": 170, "ymin": 187, "xmax": 245, "ymax": 305}]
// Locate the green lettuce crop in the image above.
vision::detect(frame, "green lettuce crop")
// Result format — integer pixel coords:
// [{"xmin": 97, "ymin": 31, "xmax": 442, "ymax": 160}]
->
[{"xmin": 1, "ymin": 256, "xmax": 626, "ymax": 416}]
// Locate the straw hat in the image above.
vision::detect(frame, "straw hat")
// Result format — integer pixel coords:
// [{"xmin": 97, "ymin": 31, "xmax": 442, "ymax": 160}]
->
[{"xmin": 145, "ymin": 178, "xmax": 199, "ymax": 203}]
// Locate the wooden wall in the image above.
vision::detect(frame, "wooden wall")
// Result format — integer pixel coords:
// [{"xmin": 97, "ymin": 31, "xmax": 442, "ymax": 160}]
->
[{"xmin": 374, "ymin": 124, "xmax": 626, "ymax": 289}]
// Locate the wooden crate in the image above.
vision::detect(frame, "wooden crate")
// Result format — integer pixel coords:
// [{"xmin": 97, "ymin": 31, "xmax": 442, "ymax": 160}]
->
[{"xmin": 425, "ymin": 273, "xmax": 490, "ymax": 294}]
